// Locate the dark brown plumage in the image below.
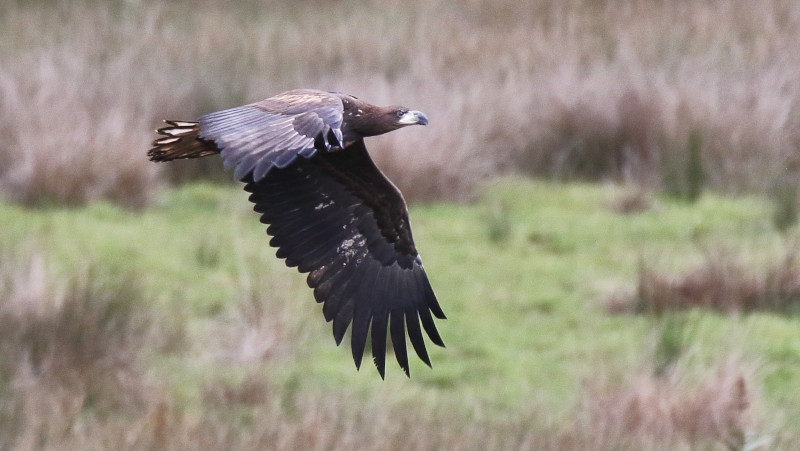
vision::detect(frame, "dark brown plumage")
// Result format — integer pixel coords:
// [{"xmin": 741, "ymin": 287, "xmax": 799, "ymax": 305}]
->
[{"xmin": 148, "ymin": 89, "xmax": 444, "ymax": 378}]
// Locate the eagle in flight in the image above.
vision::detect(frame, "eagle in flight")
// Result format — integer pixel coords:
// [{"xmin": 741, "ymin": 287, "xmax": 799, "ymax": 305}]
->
[{"xmin": 149, "ymin": 89, "xmax": 445, "ymax": 378}]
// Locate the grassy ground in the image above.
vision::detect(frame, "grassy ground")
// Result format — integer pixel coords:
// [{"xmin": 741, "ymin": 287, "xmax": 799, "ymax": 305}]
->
[
  {"xmin": 2, "ymin": 179, "xmax": 799, "ymax": 449},
  {"xmin": 2, "ymin": 1, "xmax": 800, "ymax": 447}
]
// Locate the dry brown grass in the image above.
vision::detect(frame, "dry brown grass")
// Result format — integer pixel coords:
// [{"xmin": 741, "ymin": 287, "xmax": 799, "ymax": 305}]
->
[
  {"xmin": 562, "ymin": 357, "xmax": 763, "ymax": 450},
  {"xmin": 0, "ymin": 4, "xmax": 159, "ymax": 207},
  {"xmin": 0, "ymin": 244, "xmax": 777, "ymax": 449},
  {"xmin": 607, "ymin": 188, "xmax": 654, "ymax": 215},
  {"xmin": 0, "ymin": 244, "xmax": 308, "ymax": 449},
  {"xmin": 611, "ymin": 246, "xmax": 800, "ymax": 315},
  {"xmin": 1, "ymin": 0, "xmax": 799, "ymax": 205},
  {"xmin": 3, "ymin": 352, "xmax": 766, "ymax": 450},
  {"xmin": 0, "ymin": 250, "xmax": 158, "ymax": 449}
]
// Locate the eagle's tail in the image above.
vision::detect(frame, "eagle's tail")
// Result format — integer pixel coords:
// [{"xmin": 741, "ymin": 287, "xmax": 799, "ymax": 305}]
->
[{"xmin": 148, "ymin": 120, "xmax": 219, "ymax": 162}]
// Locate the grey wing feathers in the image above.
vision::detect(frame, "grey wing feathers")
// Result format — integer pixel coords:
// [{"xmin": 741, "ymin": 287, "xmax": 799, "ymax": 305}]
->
[{"xmin": 198, "ymin": 91, "xmax": 345, "ymax": 181}]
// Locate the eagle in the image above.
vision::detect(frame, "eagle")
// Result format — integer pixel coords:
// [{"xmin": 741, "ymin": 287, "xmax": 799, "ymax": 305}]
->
[{"xmin": 148, "ymin": 89, "xmax": 445, "ymax": 378}]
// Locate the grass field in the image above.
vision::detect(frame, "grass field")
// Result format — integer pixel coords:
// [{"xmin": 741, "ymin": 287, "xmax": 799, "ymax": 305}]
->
[
  {"xmin": 2, "ymin": 179, "xmax": 799, "ymax": 449},
  {"xmin": 2, "ymin": 0, "xmax": 800, "ymax": 449}
]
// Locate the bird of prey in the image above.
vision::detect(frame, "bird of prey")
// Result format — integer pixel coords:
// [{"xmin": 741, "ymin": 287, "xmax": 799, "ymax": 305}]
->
[{"xmin": 148, "ymin": 89, "xmax": 445, "ymax": 378}]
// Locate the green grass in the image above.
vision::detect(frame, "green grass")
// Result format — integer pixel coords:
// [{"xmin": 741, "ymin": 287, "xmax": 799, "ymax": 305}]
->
[{"xmin": 2, "ymin": 178, "xmax": 800, "ymax": 445}]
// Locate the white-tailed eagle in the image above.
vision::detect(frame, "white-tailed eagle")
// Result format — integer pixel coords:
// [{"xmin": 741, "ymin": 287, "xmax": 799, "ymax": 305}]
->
[{"xmin": 148, "ymin": 89, "xmax": 445, "ymax": 378}]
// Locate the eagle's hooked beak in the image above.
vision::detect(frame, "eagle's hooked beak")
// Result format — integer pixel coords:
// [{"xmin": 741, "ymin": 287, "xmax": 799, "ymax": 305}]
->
[{"xmin": 398, "ymin": 110, "xmax": 428, "ymax": 126}]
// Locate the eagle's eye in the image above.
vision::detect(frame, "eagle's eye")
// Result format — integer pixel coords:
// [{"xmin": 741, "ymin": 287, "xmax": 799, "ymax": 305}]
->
[{"xmin": 395, "ymin": 110, "xmax": 406, "ymax": 118}]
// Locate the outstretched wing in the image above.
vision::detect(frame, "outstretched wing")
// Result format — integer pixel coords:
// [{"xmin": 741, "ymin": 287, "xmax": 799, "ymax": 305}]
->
[
  {"xmin": 200, "ymin": 89, "xmax": 345, "ymax": 181},
  {"xmin": 243, "ymin": 139, "xmax": 446, "ymax": 378}
]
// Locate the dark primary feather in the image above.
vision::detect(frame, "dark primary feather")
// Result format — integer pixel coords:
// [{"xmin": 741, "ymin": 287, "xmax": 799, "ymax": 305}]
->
[
  {"xmin": 148, "ymin": 89, "xmax": 444, "ymax": 378},
  {"xmin": 243, "ymin": 141, "xmax": 445, "ymax": 377}
]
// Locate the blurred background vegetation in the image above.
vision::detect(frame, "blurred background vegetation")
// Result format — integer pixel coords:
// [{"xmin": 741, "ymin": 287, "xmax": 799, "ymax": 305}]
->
[{"xmin": 1, "ymin": 0, "xmax": 799, "ymax": 449}]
